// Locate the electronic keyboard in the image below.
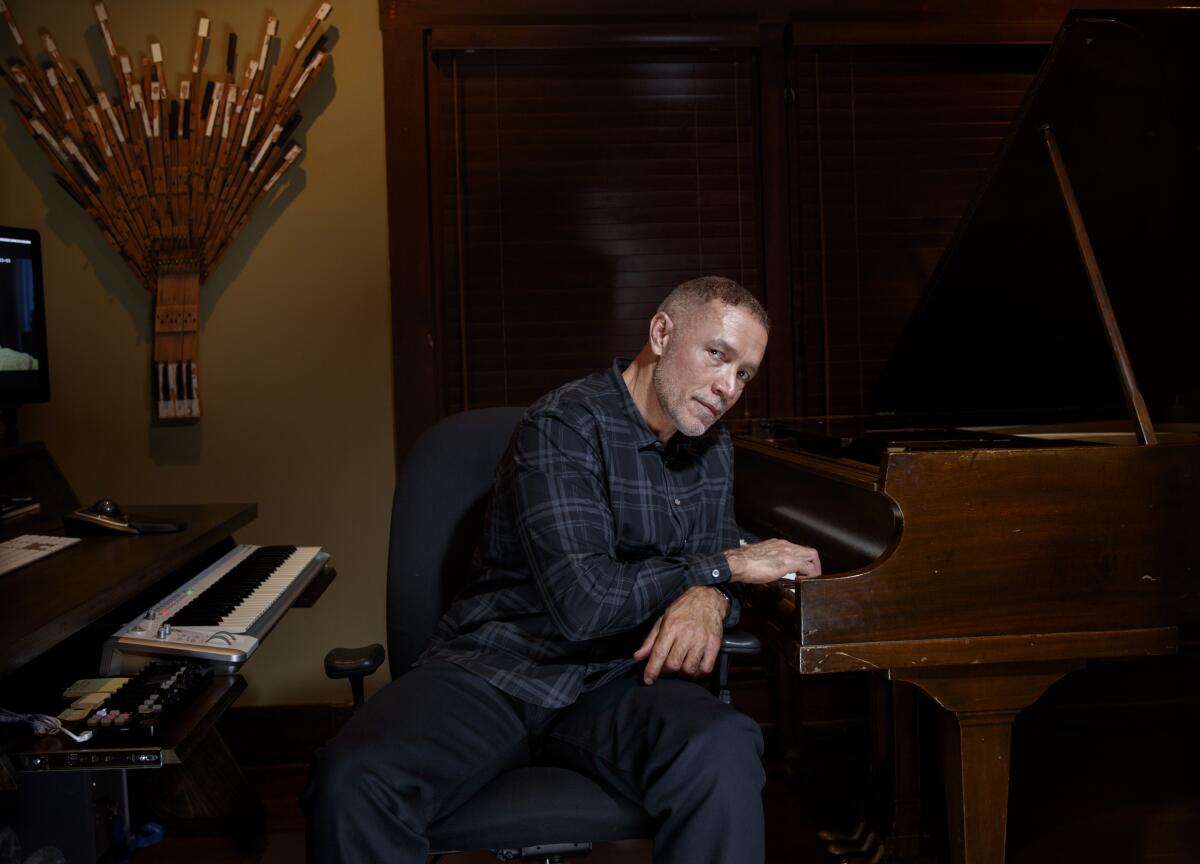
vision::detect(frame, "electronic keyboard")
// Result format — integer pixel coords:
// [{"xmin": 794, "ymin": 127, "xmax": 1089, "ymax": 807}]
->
[{"xmin": 101, "ymin": 544, "xmax": 329, "ymax": 673}]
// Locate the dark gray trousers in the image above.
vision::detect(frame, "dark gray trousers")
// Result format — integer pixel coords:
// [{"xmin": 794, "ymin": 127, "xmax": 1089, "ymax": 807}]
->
[{"xmin": 303, "ymin": 660, "xmax": 765, "ymax": 863}]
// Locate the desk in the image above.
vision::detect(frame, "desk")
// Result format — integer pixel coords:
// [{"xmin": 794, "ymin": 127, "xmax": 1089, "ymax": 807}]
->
[
  {"xmin": 1, "ymin": 503, "xmax": 257, "ymax": 679},
  {"xmin": 0, "ymin": 484, "xmax": 328, "ymax": 861}
]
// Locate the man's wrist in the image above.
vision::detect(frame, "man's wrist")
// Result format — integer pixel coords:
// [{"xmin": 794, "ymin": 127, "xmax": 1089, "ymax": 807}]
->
[
  {"xmin": 706, "ymin": 585, "xmax": 731, "ymax": 620},
  {"xmin": 713, "ymin": 583, "xmax": 741, "ymax": 627},
  {"xmin": 722, "ymin": 547, "xmax": 743, "ymax": 584}
]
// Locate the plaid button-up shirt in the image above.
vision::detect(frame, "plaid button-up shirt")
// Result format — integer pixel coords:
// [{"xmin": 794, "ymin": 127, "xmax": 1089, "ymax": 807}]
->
[{"xmin": 418, "ymin": 359, "xmax": 742, "ymax": 708}]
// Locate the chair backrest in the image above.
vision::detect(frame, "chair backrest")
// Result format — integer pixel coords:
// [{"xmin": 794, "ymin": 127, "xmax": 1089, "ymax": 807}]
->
[{"xmin": 385, "ymin": 406, "xmax": 526, "ymax": 679}]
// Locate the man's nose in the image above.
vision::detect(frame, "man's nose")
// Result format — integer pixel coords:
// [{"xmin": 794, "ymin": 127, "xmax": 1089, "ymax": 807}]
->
[{"xmin": 713, "ymin": 368, "xmax": 737, "ymax": 402}]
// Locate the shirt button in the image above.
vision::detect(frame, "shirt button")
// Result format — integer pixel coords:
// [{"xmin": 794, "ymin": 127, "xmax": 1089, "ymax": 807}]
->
[
  {"xmin": 673, "ymin": 498, "xmax": 681, "ymax": 506},
  {"xmin": 711, "ymin": 569, "xmax": 720, "ymax": 579}
]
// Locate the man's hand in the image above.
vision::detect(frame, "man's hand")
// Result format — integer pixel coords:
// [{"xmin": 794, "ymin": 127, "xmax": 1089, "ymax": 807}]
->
[
  {"xmin": 633, "ymin": 586, "xmax": 729, "ymax": 685},
  {"xmin": 724, "ymin": 539, "xmax": 821, "ymax": 584}
]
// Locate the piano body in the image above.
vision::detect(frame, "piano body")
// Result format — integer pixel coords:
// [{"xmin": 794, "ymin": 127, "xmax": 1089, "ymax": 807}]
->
[{"xmin": 735, "ymin": 10, "xmax": 1200, "ymax": 864}]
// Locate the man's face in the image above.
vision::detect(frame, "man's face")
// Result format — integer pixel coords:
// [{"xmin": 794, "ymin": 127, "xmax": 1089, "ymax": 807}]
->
[{"xmin": 652, "ymin": 300, "xmax": 768, "ymax": 437}]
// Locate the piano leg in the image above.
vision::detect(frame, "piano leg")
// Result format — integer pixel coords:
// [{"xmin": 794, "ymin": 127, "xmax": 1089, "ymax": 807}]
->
[
  {"xmin": 890, "ymin": 662, "xmax": 1082, "ymax": 864},
  {"xmin": 886, "ymin": 680, "xmax": 924, "ymax": 861}
]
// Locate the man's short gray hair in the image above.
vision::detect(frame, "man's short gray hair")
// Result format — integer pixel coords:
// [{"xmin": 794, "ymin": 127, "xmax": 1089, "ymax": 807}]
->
[{"xmin": 658, "ymin": 276, "xmax": 771, "ymax": 331}]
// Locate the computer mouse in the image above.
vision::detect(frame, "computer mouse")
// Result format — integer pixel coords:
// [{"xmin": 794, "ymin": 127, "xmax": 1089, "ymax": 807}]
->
[{"xmin": 89, "ymin": 498, "xmax": 124, "ymax": 519}]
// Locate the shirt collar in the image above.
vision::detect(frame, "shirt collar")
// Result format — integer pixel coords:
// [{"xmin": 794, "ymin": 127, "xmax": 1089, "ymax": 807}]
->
[
  {"xmin": 609, "ymin": 358, "xmax": 660, "ymax": 449},
  {"xmin": 607, "ymin": 357, "xmax": 714, "ymax": 455}
]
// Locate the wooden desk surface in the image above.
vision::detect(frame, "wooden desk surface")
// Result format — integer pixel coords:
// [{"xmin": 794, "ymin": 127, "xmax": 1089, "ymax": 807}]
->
[{"xmin": 0, "ymin": 503, "xmax": 257, "ymax": 679}]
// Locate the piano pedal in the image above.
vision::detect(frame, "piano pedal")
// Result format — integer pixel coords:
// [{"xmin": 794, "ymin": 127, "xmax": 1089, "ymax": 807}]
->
[
  {"xmin": 827, "ymin": 829, "xmax": 876, "ymax": 857},
  {"xmin": 818, "ymin": 819, "xmax": 867, "ymax": 843}
]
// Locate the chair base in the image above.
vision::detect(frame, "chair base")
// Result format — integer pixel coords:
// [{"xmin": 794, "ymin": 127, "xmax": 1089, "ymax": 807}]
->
[
  {"xmin": 431, "ymin": 840, "xmax": 593, "ymax": 862},
  {"xmin": 427, "ymin": 766, "xmax": 654, "ymax": 859}
]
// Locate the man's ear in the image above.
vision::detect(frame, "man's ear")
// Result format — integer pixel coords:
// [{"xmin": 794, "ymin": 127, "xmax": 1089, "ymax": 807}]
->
[{"xmin": 649, "ymin": 311, "xmax": 673, "ymax": 358}]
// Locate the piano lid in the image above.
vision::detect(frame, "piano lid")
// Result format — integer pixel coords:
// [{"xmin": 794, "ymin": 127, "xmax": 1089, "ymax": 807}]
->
[{"xmin": 872, "ymin": 10, "xmax": 1200, "ymax": 427}]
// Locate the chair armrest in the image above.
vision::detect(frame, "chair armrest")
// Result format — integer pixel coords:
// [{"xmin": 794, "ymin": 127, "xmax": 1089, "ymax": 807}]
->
[
  {"xmin": 324, "ymin": 643, "xmax": 386, "ymax": 679},
  {"xmin": 324, "ymin": 644, "xmax": 386, "ymax": 709},
  {"xmin": 720, "ymin": 630, "xmax": 760, "ymax": 655},
  {"xmin": 715, "ymin": 629, "xmax": 759, "ymax": 705}
]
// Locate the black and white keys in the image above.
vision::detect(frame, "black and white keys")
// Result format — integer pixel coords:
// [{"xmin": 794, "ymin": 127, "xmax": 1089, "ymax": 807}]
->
[{"xmin": 102, "ymin": 543, "xmax": 328, "ymax": 673}]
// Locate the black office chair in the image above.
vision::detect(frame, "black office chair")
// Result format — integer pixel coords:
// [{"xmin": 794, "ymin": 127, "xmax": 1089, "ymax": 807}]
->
[{"xmin": 324, "ymin": 407, "xmax": 759, "ymax": 863}]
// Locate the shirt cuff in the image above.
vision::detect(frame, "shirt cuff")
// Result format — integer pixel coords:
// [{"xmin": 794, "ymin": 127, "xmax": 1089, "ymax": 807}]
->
[{"xmin": 688, "ymin": 551, "xmax": 731, "ymax": 587}]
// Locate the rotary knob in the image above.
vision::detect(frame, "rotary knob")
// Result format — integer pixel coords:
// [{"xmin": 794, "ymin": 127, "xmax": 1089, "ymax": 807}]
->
[{"xmin": 157, "ymin": 623, "xmax": 172, "ymax": 640}]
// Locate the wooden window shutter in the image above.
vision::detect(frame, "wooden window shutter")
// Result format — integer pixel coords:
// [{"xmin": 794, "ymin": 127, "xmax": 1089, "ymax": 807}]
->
[{"xmin": 431, "ymin": 48, "xmax": 765, "ymax": 415}]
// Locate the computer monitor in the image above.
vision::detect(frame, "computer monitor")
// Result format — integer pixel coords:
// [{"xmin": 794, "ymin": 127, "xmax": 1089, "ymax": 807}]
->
[{"xmin": 0, "ymin": 226, "xmax": 50, "ymax": 412}]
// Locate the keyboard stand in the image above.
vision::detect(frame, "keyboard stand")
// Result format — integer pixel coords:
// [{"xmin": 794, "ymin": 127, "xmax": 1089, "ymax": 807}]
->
[
  {"xmin": 0, "ymin": 481, "xmax": 335, "ymax": 862},
  {"xmin": 9, "ymin": 675, "xmax": 250, "ymax": 861}
]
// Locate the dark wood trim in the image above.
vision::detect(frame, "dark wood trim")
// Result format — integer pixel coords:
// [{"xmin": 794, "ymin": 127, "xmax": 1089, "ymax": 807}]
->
[
  {"xmin": 427, "ymin": 47, "xmax": 453, "ymax": 418},
  {"xmin": 383, "ymin": 26, "xmax": 441, "ymax": 464},
  {"xmin": 429, "ymin": 23, "xmax": 759, "ymax": 49},
  {"xmin": 791, "ymin": 17, "xmax": 1058, "ymax": 46}
]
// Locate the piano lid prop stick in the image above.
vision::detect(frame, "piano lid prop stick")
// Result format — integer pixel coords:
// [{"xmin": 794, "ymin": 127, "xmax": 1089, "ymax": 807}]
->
[{"xmin": 1042, "ymin": 125, "xmax": 1158, "ymax": 447}]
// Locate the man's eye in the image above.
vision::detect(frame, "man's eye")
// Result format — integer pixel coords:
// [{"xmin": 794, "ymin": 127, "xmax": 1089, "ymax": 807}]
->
[
  {"xmin": 738, "ymin": 371, "xmax": 749, "ymax": 381},
  {"xmin": 707, "ymin": 349, "xmax": 721, "ymax": 358}
]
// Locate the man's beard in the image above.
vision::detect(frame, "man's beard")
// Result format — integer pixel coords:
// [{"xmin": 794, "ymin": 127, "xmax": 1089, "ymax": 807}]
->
[{"xmin": 653, "ymin": 358, "xmax": 724, "ymax": 437}]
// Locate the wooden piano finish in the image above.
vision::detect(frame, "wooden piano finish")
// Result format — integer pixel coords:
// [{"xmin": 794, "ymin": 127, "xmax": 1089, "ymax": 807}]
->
[
  {"xmin": 735, "ymin": 429, "xmax": 1197, "ymax": 863},
  {"xmin": 736, "ymin": 8, "xmax": 1200, "ymax": 863}
]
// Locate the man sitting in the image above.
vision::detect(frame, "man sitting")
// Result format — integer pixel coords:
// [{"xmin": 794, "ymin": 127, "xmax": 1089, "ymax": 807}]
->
[{"xmin": 305, "ymin": 276, "xmax": 820, "ymax": 863}]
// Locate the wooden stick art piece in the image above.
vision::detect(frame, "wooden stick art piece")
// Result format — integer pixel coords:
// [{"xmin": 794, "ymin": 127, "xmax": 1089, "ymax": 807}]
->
[{"xmin": 0, "ymin": 1, "xmax": 332, "ymax": 420}]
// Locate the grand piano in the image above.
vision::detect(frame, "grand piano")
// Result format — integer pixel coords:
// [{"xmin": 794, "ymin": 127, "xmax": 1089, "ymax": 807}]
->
[{"xmin": 733, "ymin": 10, "xmax": 1200, "ymax": 864}]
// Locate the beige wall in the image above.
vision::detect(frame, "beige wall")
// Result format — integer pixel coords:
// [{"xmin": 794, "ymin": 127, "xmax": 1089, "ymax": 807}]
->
[{"xmin": 0, "ymin": 0, "xmax": 394, "ymax": 705}]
